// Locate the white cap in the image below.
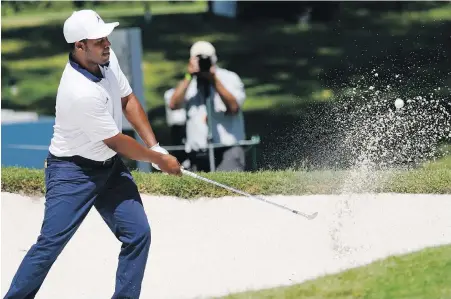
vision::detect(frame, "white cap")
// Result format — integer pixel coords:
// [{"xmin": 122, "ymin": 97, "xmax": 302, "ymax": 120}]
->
[
  {"xmin": 63, "ymin": 10, "xmax": 119, "ymax": 43},
  {"xmin": 190, "ymin": 41, "xmax": 217, "ymax": 64}
]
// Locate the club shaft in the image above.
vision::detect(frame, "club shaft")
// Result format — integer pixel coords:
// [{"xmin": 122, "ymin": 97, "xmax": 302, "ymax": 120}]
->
[{"xmin": 181, "ymin": 169, "xmax": 316, "ymax": 219}]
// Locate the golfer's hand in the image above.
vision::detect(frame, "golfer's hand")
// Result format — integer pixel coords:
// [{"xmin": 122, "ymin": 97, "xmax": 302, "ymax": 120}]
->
[
  {"xmin": 157, "ymin": 154, "xmax": 182, "ymax": 176},
  {"xmin": 149, "ymin": 143, "xmax": 180, "ymax": 175}
]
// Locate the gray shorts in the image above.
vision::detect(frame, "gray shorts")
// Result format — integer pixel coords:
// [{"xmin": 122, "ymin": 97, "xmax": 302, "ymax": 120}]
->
[{"xmin": 216, "ymin": 146, "xmax": 245, "ymax": 172}]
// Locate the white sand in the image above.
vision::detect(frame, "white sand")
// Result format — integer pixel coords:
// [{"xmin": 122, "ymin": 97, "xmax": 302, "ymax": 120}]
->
[{"xmin": 2, "ymin": 192, "xmax": 451, "ymax": 298}]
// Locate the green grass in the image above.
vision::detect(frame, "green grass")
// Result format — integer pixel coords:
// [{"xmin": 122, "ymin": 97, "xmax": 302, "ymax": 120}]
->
[
  {"xmin": 2, "ymin": 155, "xmax": 450, "ymax": 197},
  {"xmin": 422, "ymin": 145, "xmax": 451, "ymax": 171},
  {"xmin": 1, "ymin": 1, "xmax": 208, "ymax": 29},
  {"xmin": 219, "ymin": 244, "xmax": 451, "ymax": 299},
  {"xmin": 382, "ymin": 4, "xmax": 451, "ymax": 24}
]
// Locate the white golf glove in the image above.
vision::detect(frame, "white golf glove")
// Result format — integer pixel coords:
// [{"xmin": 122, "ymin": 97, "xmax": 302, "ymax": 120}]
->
[{"xmin": 150, "ymin": 143, "xmax": 169, "ymax": 170}]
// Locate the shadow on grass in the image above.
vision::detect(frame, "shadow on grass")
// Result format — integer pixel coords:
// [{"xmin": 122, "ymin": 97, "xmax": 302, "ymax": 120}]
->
[{"xmin": 2, "ymin": 2, "xmax": 450, "ymax": 169}]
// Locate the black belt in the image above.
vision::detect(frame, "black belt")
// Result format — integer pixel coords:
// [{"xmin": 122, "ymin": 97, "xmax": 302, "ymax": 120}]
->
[{"xmin": 48, "ymin": 153, "xmax": 117, "ymax": 168}]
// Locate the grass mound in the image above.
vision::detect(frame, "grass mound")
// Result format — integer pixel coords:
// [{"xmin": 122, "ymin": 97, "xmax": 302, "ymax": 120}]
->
[
  {"xmin": 2, "ymin": 161, "xmax": 450, "ymax": 198},
  {"xmin": 220, "ymin": 244, "xmax": 451, "ymax": 299}
]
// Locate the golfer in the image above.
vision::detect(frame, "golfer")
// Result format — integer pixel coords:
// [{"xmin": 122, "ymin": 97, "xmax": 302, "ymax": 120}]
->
[{"xmin": 3, "ymin": 10, "xmax": 181, "ymax": 299}]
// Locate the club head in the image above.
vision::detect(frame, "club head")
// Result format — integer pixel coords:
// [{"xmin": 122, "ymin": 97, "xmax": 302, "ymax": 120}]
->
[
  {"xmin": 293, "ymin": 210, "xmax": 318, "ymax": 220},
  {"xmin": 307, "ymin": 212, "xmax": 318, "ymax": 220}
]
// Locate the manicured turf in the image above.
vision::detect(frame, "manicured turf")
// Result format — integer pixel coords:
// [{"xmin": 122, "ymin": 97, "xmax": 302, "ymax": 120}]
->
[{"xmin": 219, "ymin": 244, "xmax": 451, "ymax": 299}]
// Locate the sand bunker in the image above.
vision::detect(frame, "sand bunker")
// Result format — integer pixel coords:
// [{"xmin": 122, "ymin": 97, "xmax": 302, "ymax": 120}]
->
[{"xmin": 2, "ymin": 192, "xmax": 451, "ymax": 298}]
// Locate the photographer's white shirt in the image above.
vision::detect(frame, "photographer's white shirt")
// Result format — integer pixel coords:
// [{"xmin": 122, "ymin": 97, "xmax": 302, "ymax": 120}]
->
[
  {"xmin": 49, "ymin": 49, "xmax": 132, "ymax": 161},
  {"xmin": 164, "ymin": 67, "xmax": 246, "ymax": 153}
]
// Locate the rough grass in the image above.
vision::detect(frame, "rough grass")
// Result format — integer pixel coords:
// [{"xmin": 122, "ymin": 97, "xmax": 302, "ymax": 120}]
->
[
  {"xmin": 2, "ymin": 158, "xmax": 450, "ymax": 198},
  {"xmin": 219, "ymin": 244, "xmax": 451, "ymax": 299}
]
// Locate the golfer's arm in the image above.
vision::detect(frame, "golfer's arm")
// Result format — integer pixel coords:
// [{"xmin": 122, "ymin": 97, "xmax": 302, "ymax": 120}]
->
[
  {"xmin": 213, "ymin": 76, "xmax": 239, "ymax": 114},
  {"xmin": 121, "ymin": 92, "xmax": 158, "ymax": 148},
  {"xmin": 104, "ymin": 133, "xmax": 163, "ymax": 163},
  {"xmin": 169, "ymin": 78, "xmax": 190, "ymax": 110}
]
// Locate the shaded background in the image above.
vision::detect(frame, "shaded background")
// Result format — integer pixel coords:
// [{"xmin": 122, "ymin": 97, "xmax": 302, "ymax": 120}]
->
[{"xmin": 2, "ymin": 1, "xmax": 450, "ymax": 170}]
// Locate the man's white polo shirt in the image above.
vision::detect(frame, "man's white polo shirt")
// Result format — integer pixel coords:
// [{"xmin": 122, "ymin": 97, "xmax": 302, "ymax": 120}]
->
[{"xmin": 49, "ymin": 48, "xmax": 132, "ymax": 161}]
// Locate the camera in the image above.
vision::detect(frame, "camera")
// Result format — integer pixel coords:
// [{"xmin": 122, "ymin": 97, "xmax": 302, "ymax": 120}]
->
[{"xmin": 197, "ymin": 54, "xmax": 212, "ymax": 73}]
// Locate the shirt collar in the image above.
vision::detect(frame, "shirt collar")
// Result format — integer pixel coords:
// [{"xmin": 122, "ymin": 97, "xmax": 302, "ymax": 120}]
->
[{"xmin": 68, "ymin": 53, "xmax": 110, "ymax": 83}]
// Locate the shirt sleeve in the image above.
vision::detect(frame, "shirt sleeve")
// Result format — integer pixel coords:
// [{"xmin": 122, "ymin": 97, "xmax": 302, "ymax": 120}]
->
[
  {"xmin": 164, "ymin": 88, "xmax": 175, "ymax": 105},
  {"xmin": 164, "ymin": 87, "xmax": 185, "ymax": 106},
  {"xmin": 72, "ymin": 96, "xmax": 120, "ymax": 143},
  {"xmin": 109, "ymin": 48, "xmax": 133, "ymax": 98},
  {"xmin": 222, "ymin": 71, "xmax": 246, "ymax": 107}
]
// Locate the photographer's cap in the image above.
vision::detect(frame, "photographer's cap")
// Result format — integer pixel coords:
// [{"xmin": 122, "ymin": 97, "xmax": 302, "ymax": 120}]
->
[
  {"xmin": 63, "ymin": 10, "xmax": 119, "ymax": 43},
  {"xmin": 190, "ymin": 41, "xmax": 217, "ymax": 64}
]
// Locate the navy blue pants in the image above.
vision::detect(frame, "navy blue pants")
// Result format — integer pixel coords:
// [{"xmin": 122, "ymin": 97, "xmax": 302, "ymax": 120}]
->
[{"xmin": 4, "ymin": 154, "xmax": 151, "ymax": 299}]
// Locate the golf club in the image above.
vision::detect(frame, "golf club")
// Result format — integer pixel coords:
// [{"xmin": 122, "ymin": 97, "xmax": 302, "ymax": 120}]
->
[{"xmin": 181, "ymin": 168, "xmax": 318, "ymax": 220}]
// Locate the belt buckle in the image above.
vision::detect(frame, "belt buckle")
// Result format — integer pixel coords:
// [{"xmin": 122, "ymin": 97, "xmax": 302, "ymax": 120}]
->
[{"xmin": 103, "ymin": 157, "xmax": 112, "ymax": 166}]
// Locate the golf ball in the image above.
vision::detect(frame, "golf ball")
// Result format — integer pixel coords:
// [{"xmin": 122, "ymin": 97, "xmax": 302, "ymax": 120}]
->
[{"xmin": 395, "ymin": 98, "xmax": 404, "ymax": 109}]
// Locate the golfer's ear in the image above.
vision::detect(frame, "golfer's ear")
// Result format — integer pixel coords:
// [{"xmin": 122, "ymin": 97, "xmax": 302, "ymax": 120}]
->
[{"xmin": 75, "ymin": 40, "xmax": 85, "ymax": 51}]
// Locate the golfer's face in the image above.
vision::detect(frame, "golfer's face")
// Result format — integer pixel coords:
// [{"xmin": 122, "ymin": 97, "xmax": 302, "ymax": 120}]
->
[{"xmin": 86, "ymin": 37, "xmax": 111, "ymax": 64}]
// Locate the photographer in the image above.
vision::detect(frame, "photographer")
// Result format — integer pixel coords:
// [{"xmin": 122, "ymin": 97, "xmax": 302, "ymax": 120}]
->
[{"xmin": 164, "ymin": 41, "xmax": 246, "ymax": 172}]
